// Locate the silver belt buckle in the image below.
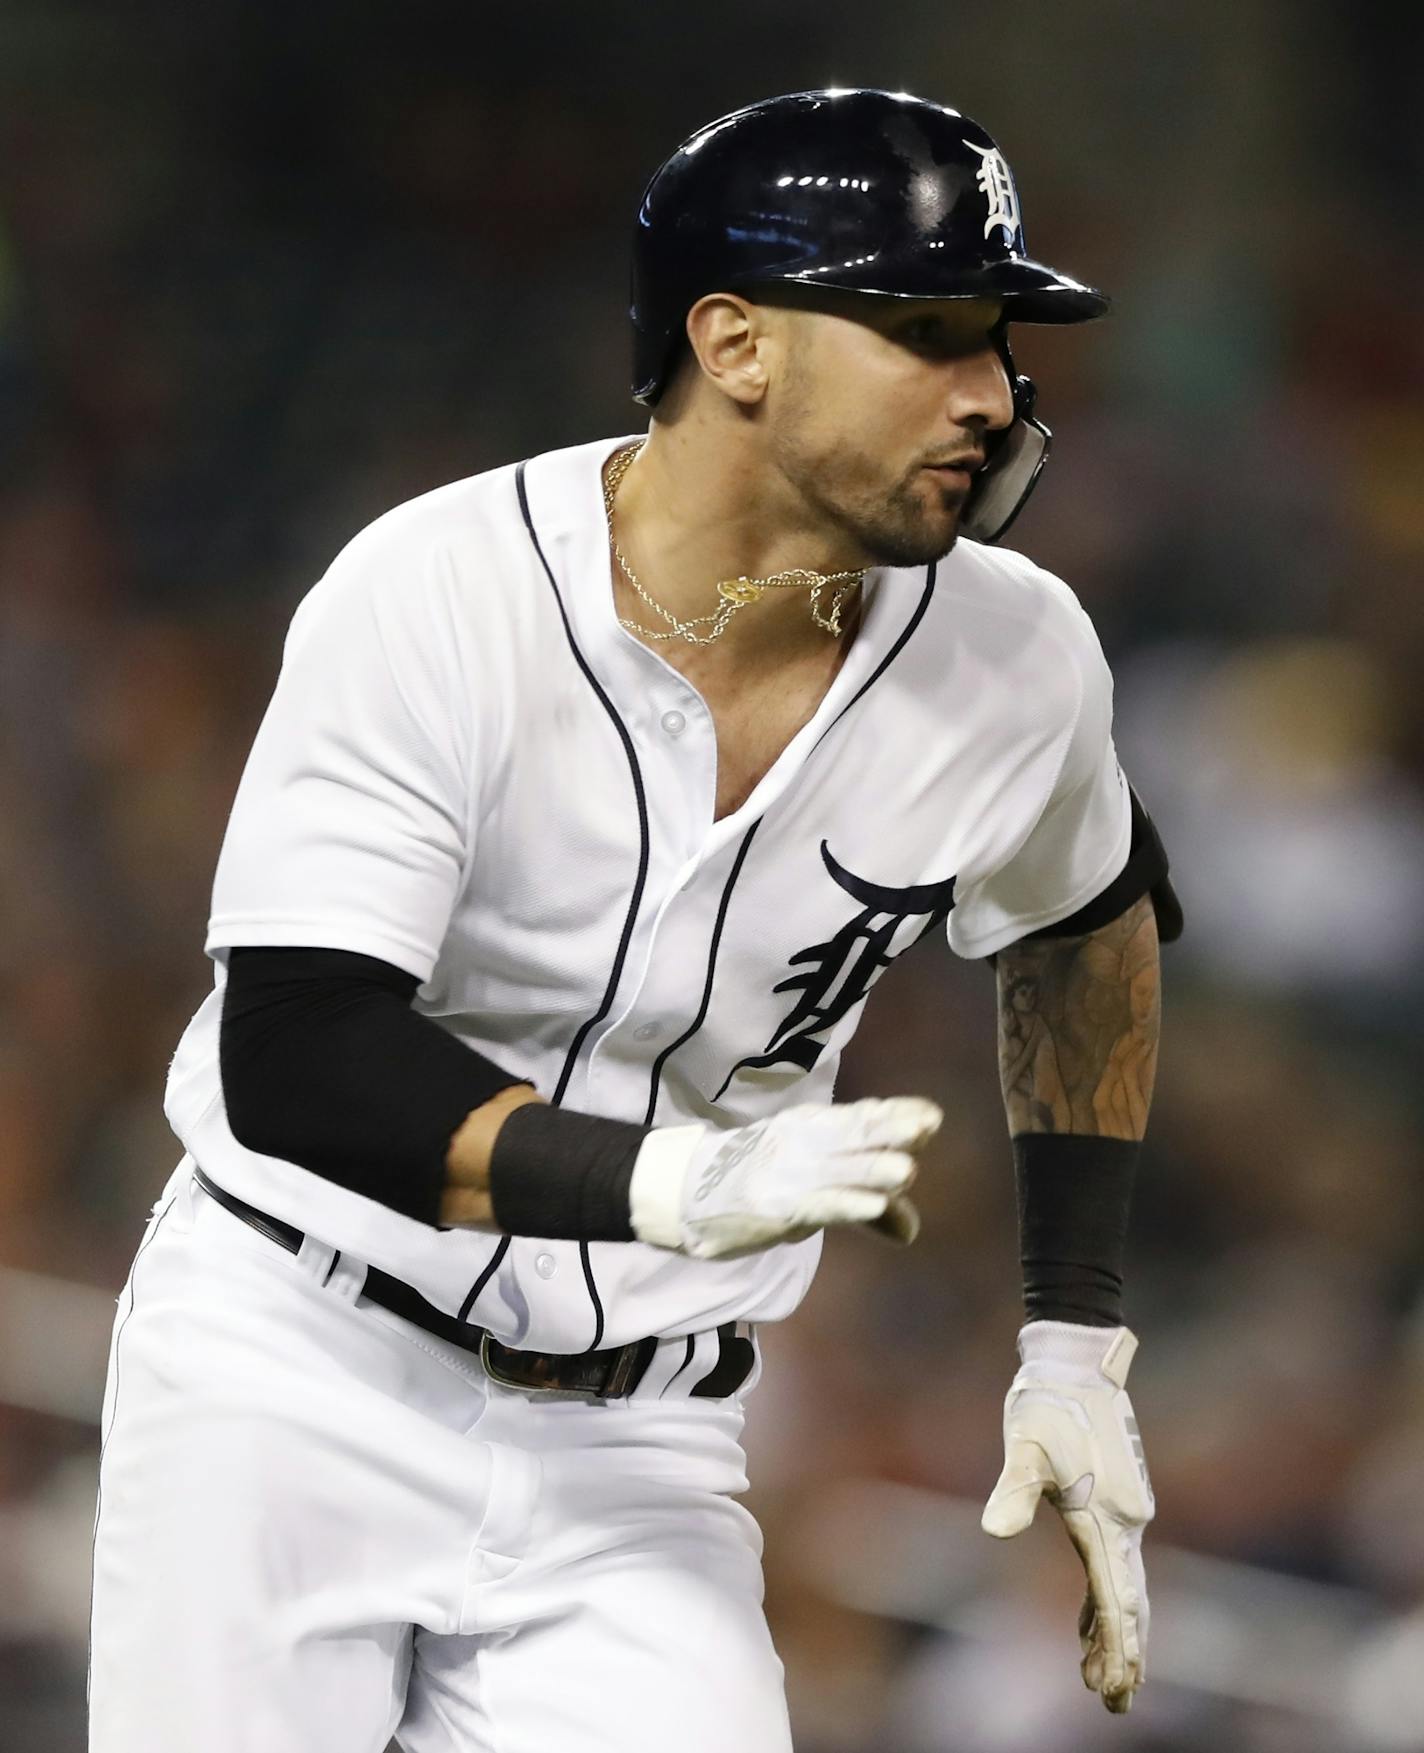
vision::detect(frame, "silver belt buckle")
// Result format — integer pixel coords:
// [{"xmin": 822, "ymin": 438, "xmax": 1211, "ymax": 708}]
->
[{"xmin": 478, "ymin": 1331, "xmax": 617, "ymax": 1402}]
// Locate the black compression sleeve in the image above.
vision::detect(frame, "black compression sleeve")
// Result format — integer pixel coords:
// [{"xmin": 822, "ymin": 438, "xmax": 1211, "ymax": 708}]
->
[
  {"xmin": 220, "ymin": 946, "xmax": 528, "ymax": 1226},
  {"xmin": 1012, "ymin": 1133, "xmax": 1138, "ymax": 1327}
]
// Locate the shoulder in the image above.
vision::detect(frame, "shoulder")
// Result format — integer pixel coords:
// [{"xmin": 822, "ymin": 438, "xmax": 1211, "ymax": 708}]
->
[
  {"xmin": 932, "ymin": 538, "xmax": 1106, "ymax": 677},
  {"xmin": 303, "ymin": 434, "xmax": 626, "ymax": 614},
  {"xmin": 914, "ymin": 539, "xmax": 1115, "ymax": 769},
  {"xmin": 283, "ymin": 438, "xmax": 609, "ymax": 640},
  {"xmin": 310, "ymin": 462, "xmax": 522, "ymax": 603}
]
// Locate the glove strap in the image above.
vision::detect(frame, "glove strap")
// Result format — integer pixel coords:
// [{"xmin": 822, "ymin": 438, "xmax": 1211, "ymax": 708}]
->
[
  {"xmin": 1018, "ymin": 1319, "xmax": 1138, "ymax": 1386},
  {"xmin": 627, "ymin": 1124, "xmax": 705, "ymax": 1249}
]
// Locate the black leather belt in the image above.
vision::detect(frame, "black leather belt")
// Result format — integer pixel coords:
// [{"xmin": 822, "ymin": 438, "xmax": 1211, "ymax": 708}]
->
[{"xmin": 192, "ymin": 1168, "xmax": 754, "ymax": 1401}]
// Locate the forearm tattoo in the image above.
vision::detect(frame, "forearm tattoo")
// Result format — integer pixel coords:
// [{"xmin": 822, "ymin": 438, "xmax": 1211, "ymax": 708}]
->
[{"xmin": 996, "ymin": 895, "xmax": 1160, "ymax": 1139}]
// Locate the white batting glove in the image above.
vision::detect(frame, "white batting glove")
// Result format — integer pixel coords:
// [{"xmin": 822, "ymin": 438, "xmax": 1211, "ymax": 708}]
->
[
  {"xmin": 628, "ymin": 1096, "xmax": 942, "ymax": 1260},
  {"xmin": 981, "ymin": 1322, "xmax": 1154, "ymax": 1714}
]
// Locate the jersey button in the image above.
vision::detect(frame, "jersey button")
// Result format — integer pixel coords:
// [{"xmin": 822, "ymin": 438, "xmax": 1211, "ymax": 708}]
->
[
  {"xmin": 535, "ymin": 1252, "xmax": 557, "ymax": 1279},
  {"xmin": 659, "ymin": 709, "xmax": 687, "ymax": 737},
  {"xmin": 633, "ymin": 1021, "xmax": 661, "ymax": 1042}
]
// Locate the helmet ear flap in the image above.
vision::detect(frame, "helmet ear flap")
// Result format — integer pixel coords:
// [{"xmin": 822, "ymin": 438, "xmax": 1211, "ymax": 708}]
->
[
  {"xmin": 961, "ymin": 394, "xmax": 1050, "ymax": 542},
  {"xmin": 962, "ymin": 337, "xmax": 1052, "ymax": 543}
]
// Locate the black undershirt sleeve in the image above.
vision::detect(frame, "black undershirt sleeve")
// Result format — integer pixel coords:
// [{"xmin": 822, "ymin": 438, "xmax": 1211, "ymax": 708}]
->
[
  {"xmin": 1027, "ymin": 785, "xmax": 1183, "ymax": 943},
  {"xmin": 219, "ymin": 946, "xmax": 528, "ymax": 1226}
]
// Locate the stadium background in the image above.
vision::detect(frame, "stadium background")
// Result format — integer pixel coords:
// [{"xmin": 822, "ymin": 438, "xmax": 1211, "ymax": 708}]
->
[{"xmin": 2, "ymin": 2, "xmax": 1422, "ymax": 1746}]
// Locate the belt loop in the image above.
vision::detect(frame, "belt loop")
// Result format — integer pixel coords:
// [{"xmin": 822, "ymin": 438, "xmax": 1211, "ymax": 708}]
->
[
  {"xmin": 601, "ymin": 1335, "xmax": 658, "ymax": 1398},
  {"xmin": 296, "ymin": 1235, "xmax": 338, "ymax": 1287},
  {"xmin": 631, "ymin": 1333, "xmax": 700, "ymax": 1401},
  {"xmin": 321, "ymin": 1253, "xmax": 368, "ymax": 1305},
  {"xmin": 659, "ymin": 1330, "xmax": 718, "ymax": 1402}
]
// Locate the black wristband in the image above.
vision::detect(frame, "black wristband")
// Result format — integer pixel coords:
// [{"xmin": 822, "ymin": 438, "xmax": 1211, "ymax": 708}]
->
[
  {"xmin": 488, "ymin": 1105, "xmax": 649, "ymax": 1242},
  {"xmin": 1012, "ymin": 1133, "xmax": 1138, "ymax": 1327}
]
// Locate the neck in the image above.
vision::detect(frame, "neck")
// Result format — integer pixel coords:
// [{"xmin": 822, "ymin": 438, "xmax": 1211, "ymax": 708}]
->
[{"xmin": 607, "ymin": 419, "xmax": 869, "ymax": 665}]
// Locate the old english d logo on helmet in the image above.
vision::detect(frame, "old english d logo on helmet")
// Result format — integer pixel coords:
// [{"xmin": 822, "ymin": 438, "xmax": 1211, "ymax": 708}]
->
[
  {"xmin": 965, "ymin": 139, "xmax": 1022, "ymax": 244},
  {"xmin": 628, "ymin": 88, "xmax": 1110, "ymax": 544}
]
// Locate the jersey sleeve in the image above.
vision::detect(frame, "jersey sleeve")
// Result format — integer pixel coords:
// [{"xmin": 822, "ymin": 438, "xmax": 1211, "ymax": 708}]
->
[
  {"xmin": 206, "ymin": 530, "xmax": 476, "ymax": 983},
  {"xmin": 947, "ymin": 595, "xmax": 1132, "ymax": 960}
]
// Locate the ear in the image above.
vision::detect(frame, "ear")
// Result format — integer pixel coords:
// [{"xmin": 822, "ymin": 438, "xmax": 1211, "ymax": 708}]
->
[{"xmin": 683, "ymin": 294, "xmax": 773, "ymax": 405}]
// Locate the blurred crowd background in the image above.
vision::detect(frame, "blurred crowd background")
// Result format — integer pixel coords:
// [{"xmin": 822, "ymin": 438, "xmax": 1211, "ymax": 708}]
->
[{"xmin": 2, "ymin": 2, "xmax": 1421, "ymax": 1748}]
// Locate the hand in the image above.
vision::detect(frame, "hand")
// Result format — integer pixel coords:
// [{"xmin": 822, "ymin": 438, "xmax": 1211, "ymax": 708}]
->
[
  {"xmin": 981, "ymin": 1322, "xmax": 1154, "ymax": 1713},
  {"xmin": 627, "ymin": 1096, "xmax": 942, "ymax": 1260}
]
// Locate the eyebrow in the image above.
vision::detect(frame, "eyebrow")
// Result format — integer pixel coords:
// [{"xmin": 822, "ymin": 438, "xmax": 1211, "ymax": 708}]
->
[
  {"xmin": 891, "ymin": 306, "xmax": 992, "ymax": 324},
  {"xmin": 886, "ymin": 308, "xmax": 997, "ymax": 337}
]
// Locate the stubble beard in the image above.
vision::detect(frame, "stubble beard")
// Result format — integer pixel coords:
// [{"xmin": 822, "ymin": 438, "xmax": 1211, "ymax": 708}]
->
[
  {"xmin": 797, "ymin": 457, "xmax": 965, "ymax": 570},
  {"xmin": 771, "ymin": 357, "xmax": 965, "ymax": 569},
  {"xmin": 856, "ymin": 470, "xmax": 965, "ymax": 568}
]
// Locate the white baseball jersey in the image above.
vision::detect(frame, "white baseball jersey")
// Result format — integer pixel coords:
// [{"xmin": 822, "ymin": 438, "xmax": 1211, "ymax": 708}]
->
[{"xmin": 163, "ymin": 434, "xmax": 1130, "ymax": 1353}]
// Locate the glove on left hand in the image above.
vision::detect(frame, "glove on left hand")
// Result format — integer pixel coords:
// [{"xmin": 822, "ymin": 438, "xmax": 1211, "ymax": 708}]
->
[{"xmin": 981, "ymin": 1322, "xmax": 1155, "ymax": 1713}]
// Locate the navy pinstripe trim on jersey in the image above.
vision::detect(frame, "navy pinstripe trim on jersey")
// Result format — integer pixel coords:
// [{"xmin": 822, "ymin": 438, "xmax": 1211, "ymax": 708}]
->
[
  {"xmin": 641, "ymin": 820, "xmax": 761, "ymax": 1127},
  {"xmin": 578, "ymin": 1243, "xmax": 606, "ymax": 1353},
  {"xmin": 513, "ymin": 459, "xmax": 653, "ymax": 1353},
  {"xmin": 702, "ymin": 564, "xmax": 937, "ymax": 1104},
  {"xmin": 667, "ymin": 1334, "xmax": 697, "ymax": 1386},
  {"xmin": 459, "ymin": 1235, "xmax": 509, "ymax": 1322},
  {"xmin": 812, "ymin": 561, "xmax": 936, "ymax": 751},
  {"xmin": 515, "ymin": 461, "xmax": 653, "ymax": 1103}
]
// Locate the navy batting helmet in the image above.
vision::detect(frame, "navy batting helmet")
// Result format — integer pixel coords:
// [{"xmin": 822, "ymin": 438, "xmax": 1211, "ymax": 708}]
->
[{"xmin": 629, "ymin": 88, "xmax": 1109, "ymax": 543}]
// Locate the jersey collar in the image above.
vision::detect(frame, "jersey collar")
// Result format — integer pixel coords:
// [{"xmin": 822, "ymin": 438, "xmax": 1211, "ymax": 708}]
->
[{"xmin": 519, "ymin": 434, "xmax": 937, "ymax": 838}]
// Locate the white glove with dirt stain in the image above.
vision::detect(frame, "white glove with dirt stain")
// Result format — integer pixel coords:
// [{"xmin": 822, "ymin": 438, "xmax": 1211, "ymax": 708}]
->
[
  {"xmin": 982, "ymin": 1321, "xmax": 1155, "ymax": 1713},
  {"xmin": 628, "ymin": 1096, "xmax": 942, "ymax": 1260}
]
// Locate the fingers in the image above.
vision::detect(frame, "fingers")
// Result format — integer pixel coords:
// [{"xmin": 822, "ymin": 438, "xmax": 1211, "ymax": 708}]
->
[
  {"xmin": 1062, "ymin": 1509, "xmax": 1146, "ymax": 1712},
  {"xmin": 788, "ymin": 1147, "xmax": 916, "ymax": 1231},
  {"xmin": 1130, "ymin": 1538, "xmax": 1150, "ymax": 1678},
  {"xmin": 811, "ymin": 1096, "xmax": 944, "ymax": 1154},
  {"xmin": 980, "ymin": 1438, "xmax": 1056, "ymax": 1538},
  {"xmin": 794, "ymin": 1186, "xmax": 921, "ymax": 1245},
  {"xmin": 866, "ymin": 1192, "xmax": 920, "ymax": 1245},
  {"xmin": 792, "ymin": 1187, "xmax": 890, "ymax": 1229},
  {"xmin": 828, "ymin": 1147, "xmax": 917, "ymax": 1193}
]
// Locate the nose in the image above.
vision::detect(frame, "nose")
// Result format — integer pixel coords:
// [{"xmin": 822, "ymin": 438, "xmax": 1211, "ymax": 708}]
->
[{"xmin": 946, "ymin": 345, "xmax": 1015, "ymax": 434}]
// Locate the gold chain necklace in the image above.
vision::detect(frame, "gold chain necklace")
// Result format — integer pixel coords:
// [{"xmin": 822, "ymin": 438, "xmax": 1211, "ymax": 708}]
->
[{"xmin": 603, "ymin": 441, "xmax": 865, "ymax": 647}]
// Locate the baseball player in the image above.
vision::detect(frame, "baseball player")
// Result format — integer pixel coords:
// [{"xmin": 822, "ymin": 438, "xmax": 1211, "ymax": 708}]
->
[{"xmin": 90, "ymin": 89, "xmax": 1179, "ymax": 1752}]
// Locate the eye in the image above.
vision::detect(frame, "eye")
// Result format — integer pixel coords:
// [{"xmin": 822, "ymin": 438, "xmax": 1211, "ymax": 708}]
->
[
  {"xmin": 896, "ymin": 315, "xmax": 969, "ymax": 356},
  {"xmin": 894, "ymin": 315, "xmax": 994, "ymax": 360}
]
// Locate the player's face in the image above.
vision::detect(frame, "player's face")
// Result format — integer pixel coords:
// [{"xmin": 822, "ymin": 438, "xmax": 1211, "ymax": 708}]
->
[{"xmin": 765, "ymin": 293, "xmax": 1014, "ymax": 567}]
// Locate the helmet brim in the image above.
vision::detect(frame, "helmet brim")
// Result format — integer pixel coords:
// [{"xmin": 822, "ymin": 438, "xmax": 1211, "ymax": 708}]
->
[{"xmin": 757, "ymin": 252, "xmax": 1109, "ymax": 323}]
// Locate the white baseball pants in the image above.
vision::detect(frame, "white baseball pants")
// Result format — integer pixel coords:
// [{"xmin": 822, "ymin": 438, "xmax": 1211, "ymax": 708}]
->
[{"xmin": 89, "ymin": 1163, "xmax": 792, "ymax": 1753}]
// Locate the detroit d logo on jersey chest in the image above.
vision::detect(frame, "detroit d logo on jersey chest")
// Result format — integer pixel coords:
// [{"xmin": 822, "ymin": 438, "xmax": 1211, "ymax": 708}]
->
[{"xmin": 715, "ymin": 842, "xmax": 957, "ymax": 1100}]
